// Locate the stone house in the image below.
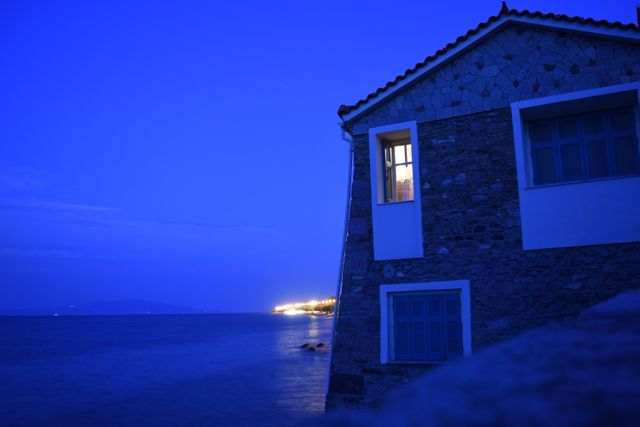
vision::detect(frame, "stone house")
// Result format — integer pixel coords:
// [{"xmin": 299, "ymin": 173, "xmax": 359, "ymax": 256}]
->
[{"xmin": 327, "ymin": 3, "xmax": 640, "ymax": 408}]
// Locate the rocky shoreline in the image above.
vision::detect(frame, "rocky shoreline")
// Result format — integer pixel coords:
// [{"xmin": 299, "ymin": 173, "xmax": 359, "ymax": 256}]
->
[{"xmin": 299, "ymin": 342, "xmax": 330, "ymax": 352}]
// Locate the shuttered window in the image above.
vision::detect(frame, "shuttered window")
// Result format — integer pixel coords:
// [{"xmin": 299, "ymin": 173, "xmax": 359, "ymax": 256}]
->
[
  {"xmin": 529, "ymin": 107, "xmax": 639, "ymax": 185},
  {"xmin": 391, "ymin": 292, "xmax": 463, "ymax": 362}
]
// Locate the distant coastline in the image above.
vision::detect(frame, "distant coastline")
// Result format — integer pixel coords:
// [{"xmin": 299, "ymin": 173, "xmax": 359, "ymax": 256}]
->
[
  {"xmin": 0, "ymin": 299, "xmax": 204, "ymax": 317},
  {"xmin": 272, "ymin": 297, "xmax": 336, "ymax": 316}
]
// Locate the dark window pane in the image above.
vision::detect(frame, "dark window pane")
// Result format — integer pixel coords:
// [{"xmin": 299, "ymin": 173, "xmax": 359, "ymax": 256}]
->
[
  {"xmin": 445, "ymin": 299, "xmax": 458, "ymax": 316},
  {"xmin": 560, "ymin": 144, "xmax": 584, "ymax": 181},
  {"xmin": 533, "ymin": 147, "xmax": 557, "ymax": 185},
  {"xmin": 586, "ymin": 140, "xmax": 609, "ymax": 178},
  {"xmin": 530, "ymin": 122, "xmax": 553, "ymax": 142},
  {"xmin": 428, "ymin": 299, "xmax": 441, "ymax": 316},
  {"xmin": 429, "ymin": 322, "xmax": 444, "ymax": 354},
  {"xmin": 384, "ymin": 145, "xmax": 392, "ymax": 164},
  {"xmin": 583, "ymin": 115, "xmax": 604, "ymax": 136},
  {"xmin": 413, "ymin": 322, "xmax": 425, "ymax": 354},
  {"xmin": 395, "ymin": 300, "xmax": 408, "ymax": 316},
  {"xmin": 384, "ymin": 146, "xmax": 394, "ymax": 202},
  {"xmin": 558, "ymin": 120, "xmax": 577, "ymax": 139},
  {"xmin": 395, "ymin": 322, "xmax": 410, "ymax": 357},
  {"xmin": 610, "ymin": 111, "xmax": 633, "ymax": 132},
  {"xmin": 411, "ymin": 299, "xmax": 424, "ymax": 315},
  {"xmin": 613, "ymin": 136, "xmax": 640, "ymax": 175},
  {"xmin": 384, "ymin": 168, "xmax": 393, "ymax": 202},
  {"xmin": 446, "ymin": 321, "xmax": 463, "ymax": 357}
]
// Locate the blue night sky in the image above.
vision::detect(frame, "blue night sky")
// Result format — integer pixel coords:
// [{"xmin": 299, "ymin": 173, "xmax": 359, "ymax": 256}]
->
[{"xmin": 0, "ymin": 0, "xmax": 636, "ymax": 312}]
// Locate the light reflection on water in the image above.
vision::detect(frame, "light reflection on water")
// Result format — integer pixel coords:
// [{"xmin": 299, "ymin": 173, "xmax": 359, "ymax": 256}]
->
[
  {"xmin": 0, "ymin": 314, "xmax": 334, "ymax": 427},
  {"xmin": 307, "ymin": 316, "xmax": 320, "ymax": 339},
  {"xmin": 272, "ymin": 315, "xmax": 330, "ymax": 416}
]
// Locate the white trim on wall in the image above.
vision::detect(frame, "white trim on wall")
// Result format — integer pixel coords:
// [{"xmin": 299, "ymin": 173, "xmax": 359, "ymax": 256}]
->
[
  {"xmin": 379, "ymin": 280, "xmax": 472, "ymax": 364},
  {"xmin": 511, "ymin": 82, "xmax": 640, "ymax": 250},
  {"xmin": 511, "ymin": 82, "xmax": 640, "ymax": 119},
  {"xmin": 368, "ymin": 121, "xmax": 424, "ymax": 260}
]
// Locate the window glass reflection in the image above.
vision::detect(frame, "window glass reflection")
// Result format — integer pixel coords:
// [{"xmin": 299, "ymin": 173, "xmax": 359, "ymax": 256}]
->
[{"xmin": 383, "ymin": 139, "xmax": 414, "ymax": 202}]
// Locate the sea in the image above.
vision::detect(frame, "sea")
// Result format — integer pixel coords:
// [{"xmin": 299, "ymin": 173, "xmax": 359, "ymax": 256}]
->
[{"xmin": 0, "ymin": 313, "xmax": 334, "ymax": 427}]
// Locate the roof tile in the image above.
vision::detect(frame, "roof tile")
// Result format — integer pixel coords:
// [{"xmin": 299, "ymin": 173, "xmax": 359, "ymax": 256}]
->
[{"xmin": 338, "ymin": 7, "xmax": 640, "ymax": 119}]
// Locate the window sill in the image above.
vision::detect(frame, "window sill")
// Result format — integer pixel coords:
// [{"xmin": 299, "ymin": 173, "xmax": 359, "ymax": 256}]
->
[
  {"xmin": 377, "ymin": 199, "xmax": 415, "ymax": 206},
  {"xmin": 524, "ymin": 173, "xmax": 640, "ymax": 190},
  {"xmin": 383, "ymin": 360, "xmax": 449, "ymax": 366}
]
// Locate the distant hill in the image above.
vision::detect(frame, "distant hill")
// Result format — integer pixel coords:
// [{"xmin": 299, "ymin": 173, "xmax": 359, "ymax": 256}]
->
[{"xmin": 0, "ymin": 299, "xmax": 203, "ymax": 316}]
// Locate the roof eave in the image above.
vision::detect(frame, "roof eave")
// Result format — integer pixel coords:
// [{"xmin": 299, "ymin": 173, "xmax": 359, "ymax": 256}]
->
[{"xmin": 339, "ymin": 14, "xmax": 640, "ymax": 124}]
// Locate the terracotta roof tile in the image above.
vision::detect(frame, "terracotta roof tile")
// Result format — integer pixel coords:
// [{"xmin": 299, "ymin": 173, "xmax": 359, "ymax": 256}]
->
[{"xmin": 338, "ymin": 5, "xmax": 640, "ymax": 119}]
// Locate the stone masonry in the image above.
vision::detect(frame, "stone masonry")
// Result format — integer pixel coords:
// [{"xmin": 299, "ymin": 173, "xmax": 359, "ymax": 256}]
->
[
  {"xmin": 322, "ymin": 291, "xmax": 640, "ymax": 426},
  {"xmin": 326, "ymin": 22, "xmax": 640, "ymax": 409},
  {"xmin": 351, "ymin": 24, "xmax": 640, "ymax": 134}
]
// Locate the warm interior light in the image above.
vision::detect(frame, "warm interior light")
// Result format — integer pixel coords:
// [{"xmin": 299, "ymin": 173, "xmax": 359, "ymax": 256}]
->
[
  {"xmin": 395, "ymin": 165, "xmax": 413, "ymax": 201},
  {"xmin": 383, "ymin": 138, "xmax": 414, "ymax": 203}
]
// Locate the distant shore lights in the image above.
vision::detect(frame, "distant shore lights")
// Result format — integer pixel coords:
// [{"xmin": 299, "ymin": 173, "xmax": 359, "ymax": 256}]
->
[{"xmin": 273, "ymin": 297, "xmax": 336, "ymax": 315}]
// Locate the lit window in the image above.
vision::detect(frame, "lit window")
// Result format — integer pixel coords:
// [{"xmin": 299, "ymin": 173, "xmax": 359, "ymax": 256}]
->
[
  {"xmin": 369, "ymin": 122, "xmax": 423, "ymax": 260},
  {"xmin": 382, "ymin": 139, "xmax": 414, "ymax": 202},
  {"xmin": 529, "ymin": 107, "xmax": 639, "ymax": 185}
]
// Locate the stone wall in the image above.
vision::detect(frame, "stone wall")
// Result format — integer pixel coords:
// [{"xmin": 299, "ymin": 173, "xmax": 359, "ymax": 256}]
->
[
  {"xmin": 326, "ymin": 105, "xmax": 640, "ymax": 408},
  {"xmin": 327, "ymin": 21, "xmax": 640, "ymax": 409},
  {"xmin": 322, "ymin": 291, "xmax": 640, "ymax": 426},
  {"xmin": 350, "ymin": 23, "xmax": 640, "ymax": 135}
]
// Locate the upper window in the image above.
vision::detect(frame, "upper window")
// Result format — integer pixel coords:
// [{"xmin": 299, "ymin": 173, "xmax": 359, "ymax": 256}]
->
[
  {"xmin": 389, "ymin": 291, "xmax": 463, "ymax": 363},
  {"xmin": 382, "ymin": 138, "xmax": 414, "ymax": 202},
  {"xmin": 511, "ymin": 84, "xmax": 640, "ymax": 250},
  {"xmin": 368, "ymin": 122, "xmax": 423, "ymax": 260},
  {"xmin": 529, "ymin": 107, "xmax": 639, "ymax": 185}
]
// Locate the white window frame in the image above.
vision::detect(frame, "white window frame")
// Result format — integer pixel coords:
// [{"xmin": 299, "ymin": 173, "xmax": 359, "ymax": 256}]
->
[
  {"xmin": 379, "ymin": 280, "xmax": 472, "ymax": 364},
  {"xmin": 510, "ymin": 82, "xmax": 640, "ymax": 250},
  {"xmin": 368, "ymin": 121, "xmax": 424, "ymax": 260},
  {"xmin": 370, "ymin": 121, "xmax": 421, "ymax": 205}
]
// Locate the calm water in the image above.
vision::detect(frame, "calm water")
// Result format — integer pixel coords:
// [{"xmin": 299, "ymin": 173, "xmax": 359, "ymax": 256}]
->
[{"xmin": 0, "ymin": 314, "xmax": 333, "ymax": 427}]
